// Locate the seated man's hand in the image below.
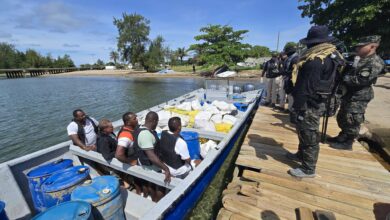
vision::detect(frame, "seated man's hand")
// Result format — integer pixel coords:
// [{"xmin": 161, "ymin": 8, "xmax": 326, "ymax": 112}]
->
[{"xmin": 164, "ymin": 170, "xmax": 171, "ymax": 185}]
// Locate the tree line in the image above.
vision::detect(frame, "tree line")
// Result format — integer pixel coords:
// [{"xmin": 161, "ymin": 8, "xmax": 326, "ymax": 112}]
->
[{"xmin": 0, "ymin": 43, "xmax": 75, "ymax": 69}]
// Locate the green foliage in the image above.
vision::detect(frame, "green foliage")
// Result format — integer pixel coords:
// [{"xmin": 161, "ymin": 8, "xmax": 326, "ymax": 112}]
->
[
  {"xmin": 283, "ymin": 42, "xmax": 297, "ymax": 51},
  {"xmin": 113, "ymin": 13, "xmax": 150, "ymax": 65},
  {"xmin": 0, "ymin": 42, "xmax": 75, "ymax": 69},
  {"xmin": 189, "ymin": 25, "xmax": 251, "ymax": 66},
  {"xmin": 247, "ymin": 45, "xmax": 272, "ymax": 58},
  {"xmin": 175, "ymin": 47, "xmax": 187, "ymax": 64},
  {"xmin": 141, "ymin": 36, "xmax": 165, "ymax": 72},
  {"xmin": 109, "ymin": 51, "xmax": 119, "ymax": 64},
  {"xmin": 298, "ymin": 0, "xmax": 390, "ymax": 53}
]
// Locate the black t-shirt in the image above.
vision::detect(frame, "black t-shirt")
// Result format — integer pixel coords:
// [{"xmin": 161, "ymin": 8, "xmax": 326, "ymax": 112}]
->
[{"xmin": 97, "ymin": 133, "xmax": 117, "ymax": 161}]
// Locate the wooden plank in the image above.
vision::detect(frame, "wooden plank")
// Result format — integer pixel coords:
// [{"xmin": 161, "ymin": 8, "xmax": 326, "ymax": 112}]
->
[
  {"xmin": 243, "ymin": 170, "xmax": 380, "ymax": 214},
  {"xmin": 223, "ymin": 198, "xmax": 290, "ymax": 220},
  {"xmin": 239, "ymin": 184, "xmax": 356, "ymax": 220},
  {"xmin": 240, "ymin": 143, "xmax": 382, "ymax": 168},
  {"xmin": 237, "ymin": 155, "xmax": 390, "ymax": 197},
  {"xmin": 238, "ymin": 147, "xmax": 389, "ymax": 177},
  {"xmin": 216, "ymin": 208, "xmax": 233, "ymax": 220},
  {"xmin": 297, "ymin": 207, "xmax": 314, "ymax": 220}
]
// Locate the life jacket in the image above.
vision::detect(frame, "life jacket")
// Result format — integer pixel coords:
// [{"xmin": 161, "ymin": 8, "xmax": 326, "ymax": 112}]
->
[
  {"xmin": 133, "ymin": 127, "xmax": 160, "ymax": 166},
  {"xmin": 73, "ymin": 116, "xmax": 98, "ymax": 145},
  {"xmin": 118, "ymin": 126, "xmax": 136, "ymax": 157},
  {"xmin": 158, "ymin": 131, "xmax": 186, "ymax": 169}
]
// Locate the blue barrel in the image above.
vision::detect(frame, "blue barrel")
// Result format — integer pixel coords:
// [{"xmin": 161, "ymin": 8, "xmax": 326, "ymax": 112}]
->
[
  {"xmin": 71, "ymin": 176, "xmax": 124, "ymax": 220},
  {"xmin": 32, "ymin": 201, "xmax": 93, "ymax": 220},
  {"xmin": 41, "ymin": 166, "xmax": 90, "ymax": 210},
  {"xmin": 233, "ymin": 102, "xmax": 249, "ymax": 112},
  {"xmin": 180, "ymin": 131, "xmax": 201, "ymax": 159},
  {"xmin": 243, "ymin": 83, "xmax": 255, "ymax": 92},
  {"xmin": 26, "ymin": 159, "xmax": 73, "ymax": 213},
  {"xmin": 0, "ymin": 201, "xmax": 8, "ymax": 220}
]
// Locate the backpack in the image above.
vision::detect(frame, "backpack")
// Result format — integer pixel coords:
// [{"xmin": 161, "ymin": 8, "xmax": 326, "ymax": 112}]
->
[{"xmin": 266, "ymin": 60, "xmax": 280, "ymax": 78}]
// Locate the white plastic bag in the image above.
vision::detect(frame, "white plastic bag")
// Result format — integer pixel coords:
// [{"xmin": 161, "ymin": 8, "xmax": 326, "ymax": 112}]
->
[
  {"xmin": 200, "ymin": 140, "xmax": 218, "ymax": 158},
  {"xmin": 176, "ymin": 102, "xmax": 192, "ymax": 111},
  {"xmin": 210, "ymin": 114, "xmax": 223, "ymax": 124},
  {"xmin": 223, "ymin": 115, "xmax": 237, "ymax": 125},
  {"xmin": 157, "ymin": 110, "xmax": 171, "ymax": 127},
  {"xmin": 191, "ymin": 99, "xmax": 202, "ymax": 110}
]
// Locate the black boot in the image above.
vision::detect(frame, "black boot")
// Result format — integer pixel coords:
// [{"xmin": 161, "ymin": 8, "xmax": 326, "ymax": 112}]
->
[
  {"xmin": 327, "ymin": 133, "xmax": 347, "ymax": 143},
  {"xmin": 289, "ymin": 112, "xmax": 297, "ymax": 124},
  {"xmin": 330, "ymin": 139, "xmax": 353, "ymax": 151}
]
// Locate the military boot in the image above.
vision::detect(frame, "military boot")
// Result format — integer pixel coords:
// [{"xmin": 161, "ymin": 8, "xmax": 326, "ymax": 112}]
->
[
  {"xmin": 330, "ymin": 139, "xmax": 353, "ymax": 151},
  {"xmin": 285, "ymin": 151, "xmax": 302, "ymax": 162},
  {"xmin": 327, "ymin": 133, "xmax": 347, "ymax": 143}
]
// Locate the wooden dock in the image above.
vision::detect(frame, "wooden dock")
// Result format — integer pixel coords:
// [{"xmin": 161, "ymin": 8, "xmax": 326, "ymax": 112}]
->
[{"xmin": 218, "ymin": 107, "xmax": 390, "ymax": 220}]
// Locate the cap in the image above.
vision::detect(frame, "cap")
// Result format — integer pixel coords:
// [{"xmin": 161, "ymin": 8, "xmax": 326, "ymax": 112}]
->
[{"xmin": 354, "ymin": 35, "xmax": 381, "ymax": 47}]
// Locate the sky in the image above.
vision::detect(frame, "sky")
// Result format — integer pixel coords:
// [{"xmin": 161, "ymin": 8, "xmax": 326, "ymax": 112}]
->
[{"xmin": 0, "ymin": 0, "xmax": 312, "ymax": 65}]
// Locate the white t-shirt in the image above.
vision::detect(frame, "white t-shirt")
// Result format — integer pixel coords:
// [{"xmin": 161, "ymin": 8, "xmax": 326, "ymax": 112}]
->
[
  {"xmin": 67, "ymin": 118, "xmax": 98, "ymax": 146},
  {"xmin": 165, "ymin": 131, "xmax": 191, "ymax": 177}
]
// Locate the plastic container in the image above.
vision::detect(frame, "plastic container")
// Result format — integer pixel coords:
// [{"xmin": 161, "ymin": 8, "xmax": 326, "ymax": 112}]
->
[
  {"xmin": 0, "ymin": 201, "xmax": 9, "ymax": 220},
  {"xmin": 26, "ymin": 159, "xmax": 73, "ymax": 213},
  {"xmin": 32, "ymin": 201, "xmax": 93, "ymax": 220},
  {"xmin": 243, "ymin": 83, "xmax": 255, "ymax": 92},
  {"xmin": 71, "ymin": 176, "xmax": 124, "ymax": 220},
  {"xmin": 233, "ymin": 85, "xmax": 242, "ymax": 94},
  {"xmin": 233, "ymin": 102, "xmax": 249, "ymax": 112},
  {"xmin": 180, "ymin": 131, "xmax": 201, "ymax": 159},
  {"xmin": 41, "ymin": 166, "xmax": 90, "ymax": 210}
]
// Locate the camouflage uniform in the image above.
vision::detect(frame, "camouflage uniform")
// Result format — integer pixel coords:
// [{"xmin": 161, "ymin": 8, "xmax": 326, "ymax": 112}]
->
[
  {"xmin": 336, "ymin": 36, "xmax": 385, "ymax": 142},
  {"xmin": 296, "ymin": 102, "xmax": 326, "ymax": 174}
]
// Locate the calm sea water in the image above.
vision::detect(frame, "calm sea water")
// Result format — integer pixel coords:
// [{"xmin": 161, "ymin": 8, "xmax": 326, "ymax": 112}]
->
[{"xmin": 0, "ymin": 76, "xmax": 204, "ymax": 163}]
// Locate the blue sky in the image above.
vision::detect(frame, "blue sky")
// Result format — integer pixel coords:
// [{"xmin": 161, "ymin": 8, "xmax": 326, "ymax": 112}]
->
[{"xmin": 0, "ymin": 0, "xmax": 311, "ymax": 65}]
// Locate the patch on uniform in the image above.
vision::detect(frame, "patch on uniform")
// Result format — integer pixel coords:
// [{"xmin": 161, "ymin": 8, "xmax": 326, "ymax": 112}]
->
[{"xmin": 360, "ymin": 70, "xmax": 370, "ymax": 77}]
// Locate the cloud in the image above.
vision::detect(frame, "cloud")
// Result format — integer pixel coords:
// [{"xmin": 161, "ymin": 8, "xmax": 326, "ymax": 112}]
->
[
  {"xmin": 0, "ymin": 32, "xmax": 12, "ymax": 39},
  {"xmin": 63, "ymin": 43, "xmax": 80, "ymax": 48},
  {"xmin": 26, "ymin": 43, "xmax": 41, "ymax": 47},
  {"xmin": 15, "ymin": 1, "xmax": 97, "ymax": 33}
]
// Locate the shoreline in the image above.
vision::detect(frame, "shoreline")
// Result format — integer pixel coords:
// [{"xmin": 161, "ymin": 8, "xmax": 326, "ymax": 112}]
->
[{"xmin": 41, "ymin": 69, "xmax": 262, "ymax": 80}]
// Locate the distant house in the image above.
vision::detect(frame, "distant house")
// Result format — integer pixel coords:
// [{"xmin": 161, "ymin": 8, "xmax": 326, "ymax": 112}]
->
[{"xmin": 105, "ymin": 66, "xmax": 116, "ymax": 70}]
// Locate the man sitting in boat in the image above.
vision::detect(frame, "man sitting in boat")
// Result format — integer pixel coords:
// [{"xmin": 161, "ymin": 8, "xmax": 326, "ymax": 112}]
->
[
  {"xmin": 96, "ymin": 118, "xmax": 131, "ymax": 188},
  {"xmin": 158, "ymin": 117, "xmax": 192, "ymax": 179},
  {"xmin": 67, "ymin": 109, "xmax": 99, "ymax": 151},
  {"xmin": 115, "ymin": 112, "xmax": 139, "ymax": 166},
  {"xmin": 115, "ymin": 112, "xmax": 144, "ymax": 195},
  {"xmin": 133, "ymin": 111, "xmax": 171, "ymax": 202}
]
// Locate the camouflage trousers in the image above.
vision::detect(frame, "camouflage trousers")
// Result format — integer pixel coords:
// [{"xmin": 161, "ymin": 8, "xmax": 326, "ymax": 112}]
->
[
  {"xmin": 336, "ymin": 100, "xmax": 368, "ymax": 140},
  {"xmin": 295, "ymin": 102, "xmax": 326, "ymax": 174}
]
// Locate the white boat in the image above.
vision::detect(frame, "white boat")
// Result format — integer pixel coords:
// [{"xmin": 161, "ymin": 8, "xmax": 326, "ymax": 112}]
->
[{"xmin": 0, "ymin": 80, "xmax": 262, "ymax": 220}]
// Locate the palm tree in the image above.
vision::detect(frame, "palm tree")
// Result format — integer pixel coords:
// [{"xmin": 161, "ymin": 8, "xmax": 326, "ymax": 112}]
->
[
  {"xmin": 109, "ymin": 51, "xmax": 119, "ymax": 65},
  {"xmin": 176, "ymin": 47, "xmax": 187, "ymax": 64}
]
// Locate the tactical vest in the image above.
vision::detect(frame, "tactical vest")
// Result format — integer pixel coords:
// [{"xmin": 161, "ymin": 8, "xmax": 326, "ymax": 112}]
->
[
  {"xmin": 159, "ymin": 131, "xmax": 186, "ymax": 169},
  {"xmin": 74, "ymin": 116, "xmax": 98, "ymax": 145},
  {"xmin": 133, "ymin": 127, "xmax": 160, "ymax": 166}
]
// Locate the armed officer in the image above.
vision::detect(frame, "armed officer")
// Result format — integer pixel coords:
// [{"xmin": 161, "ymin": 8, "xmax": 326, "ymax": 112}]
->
[
  {"xmin": 287, "ymin": 26, "xmax": 344, "ymax": 178},
  {"xmin": 327, "ymin": 36, "xmax": 385, "ymax": 150}
]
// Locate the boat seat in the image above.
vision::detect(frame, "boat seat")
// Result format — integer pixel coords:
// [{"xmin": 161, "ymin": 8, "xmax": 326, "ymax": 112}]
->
[{"xmin": 69, "ymin": 145, "xmax": 181, "ymax": 189}]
